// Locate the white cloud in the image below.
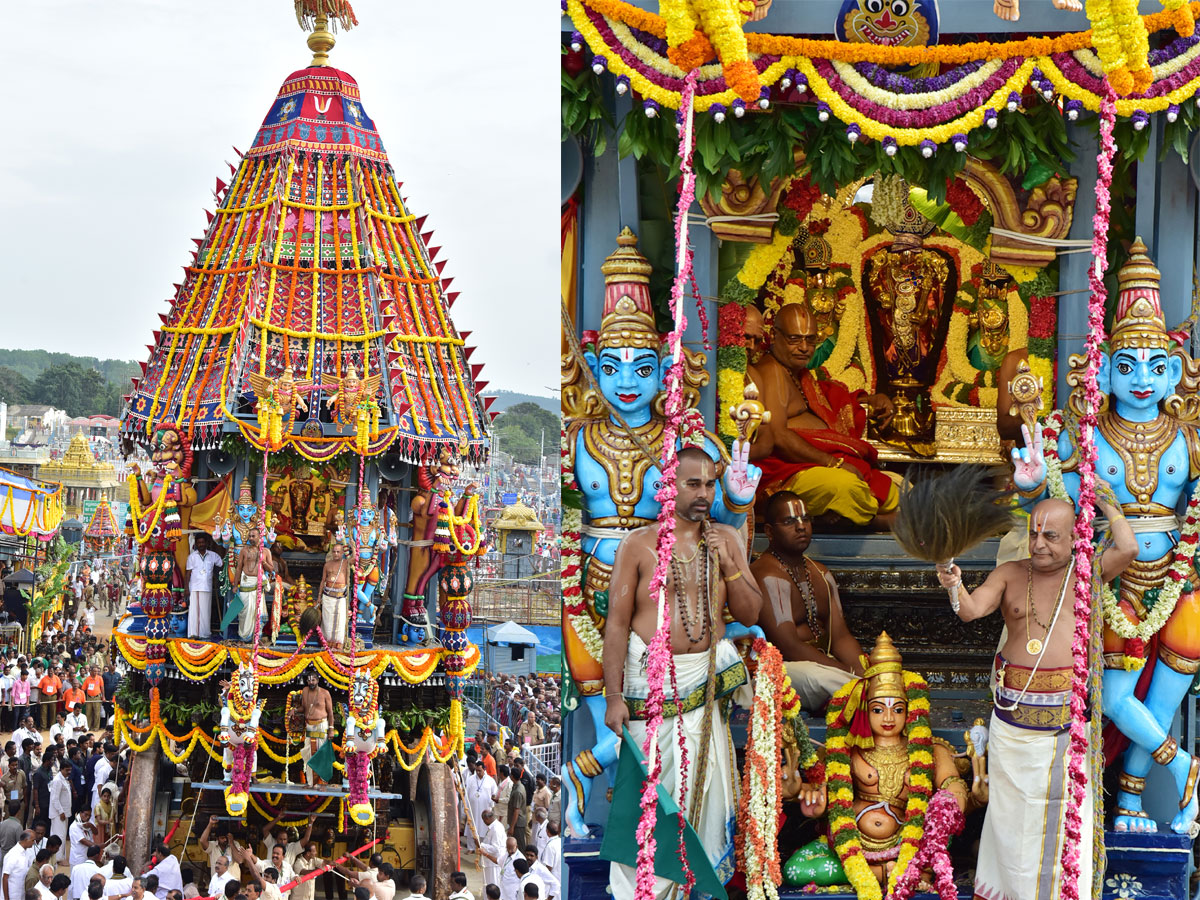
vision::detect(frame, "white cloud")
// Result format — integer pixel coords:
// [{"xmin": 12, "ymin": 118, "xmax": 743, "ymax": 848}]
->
[{"xmin": 0, "ymin": 0, "xmax": 559, "ymax": 398}]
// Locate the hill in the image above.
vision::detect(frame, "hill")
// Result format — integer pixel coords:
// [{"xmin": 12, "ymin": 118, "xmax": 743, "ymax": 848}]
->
[
  {"xmin": 0, "ymin": 349, "xmax": 138, "ymax": 386},
  {"xmin": 486, "ymin": 391, "xmax": 558, "ymax": 415}
]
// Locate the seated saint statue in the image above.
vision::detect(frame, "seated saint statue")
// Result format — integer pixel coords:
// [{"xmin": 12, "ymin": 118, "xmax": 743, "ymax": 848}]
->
[
  {"xmin": 751, "ymin": 491, "xmax": 863, "ymax": 708},
  {"xmin": 749, "ymin": 302, "xmax": 898, "ymax": 527},
  {"xmin": 789, "ymin": 632, "xmax": 978, "ymax": 894}
]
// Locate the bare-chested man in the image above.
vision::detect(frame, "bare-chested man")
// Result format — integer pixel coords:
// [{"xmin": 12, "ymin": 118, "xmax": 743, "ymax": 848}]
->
[
  {"xmin": 317, "ymin": 543, "xmax": 351, "ymax": 650},
  {"xmin": 299, "ymin": 671, "xmax": 334, "ymax": 786},
  {"xmin": 937, "ymin": 497, "xmax": 1135, "ymax": 900},
  {"xmin": 603, "ymin": 447, "xmax": 762, "ymax": 900},
  {"xmin": 749, "ymin": 303, "xmax": 897, "ymax": 527},
  {"xmin": 232, "ymin": 528, "xmax": 276, "ymax": 642},
  {"xmin": 751, "ymin": 491, "xmax": 863, "ymax": 709}
]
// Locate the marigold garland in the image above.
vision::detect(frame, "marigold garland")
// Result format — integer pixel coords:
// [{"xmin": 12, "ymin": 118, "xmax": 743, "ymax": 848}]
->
[
  {"xmin": 568, "ymin": 0, "xmax": 1200, "ymax": 130},
  {"xmin": 824, "ymin": 670, "xmax": 933, "ymax": 900}
]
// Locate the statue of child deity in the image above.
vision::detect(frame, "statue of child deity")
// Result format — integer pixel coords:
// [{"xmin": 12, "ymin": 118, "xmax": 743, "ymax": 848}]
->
[{"xmin": 787, "ymin": 632, "xmax": 983, "ymax": 896}]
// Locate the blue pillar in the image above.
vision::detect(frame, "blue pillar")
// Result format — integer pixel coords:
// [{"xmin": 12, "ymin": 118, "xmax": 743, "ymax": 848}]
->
[
  {"xmin": 1058, "ymin": 125, "xmax": 1099, "ymax": 404},
  {"xmin": 1153, "ymin": 132, "xmax": 1197, "ymax": 328},
  {"xmin": 687, "ymin": 211, "xmax": 720, "ymax": 420}
]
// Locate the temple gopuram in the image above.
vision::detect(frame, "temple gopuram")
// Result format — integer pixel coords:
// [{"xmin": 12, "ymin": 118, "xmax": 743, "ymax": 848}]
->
[
  {"xmin": 563, "ymin": 1, "xmax": 1200, "ymax": 898},
  {"xmin": 116, "ymin": 3, "xmax": 491, "ymax": 895}
]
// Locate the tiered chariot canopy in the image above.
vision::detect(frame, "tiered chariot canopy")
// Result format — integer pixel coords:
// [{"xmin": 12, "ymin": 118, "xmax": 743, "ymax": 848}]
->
[
  {"xmin": 83, "ymin": 498, "xmax": 120, "ymax": 545},
  {"xmin": 121, "ymin": 3, "xmax": 492, "ymax": 464}
]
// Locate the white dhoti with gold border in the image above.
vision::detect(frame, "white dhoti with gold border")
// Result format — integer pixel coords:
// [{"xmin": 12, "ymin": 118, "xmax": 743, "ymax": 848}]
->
[
  {"xmin": 608, "ymin": 633, "xmax": 748, "ymax": 900},
  {"xmin": 973, "ymin": 711, "xmax": 1093, "ymax": 900}
]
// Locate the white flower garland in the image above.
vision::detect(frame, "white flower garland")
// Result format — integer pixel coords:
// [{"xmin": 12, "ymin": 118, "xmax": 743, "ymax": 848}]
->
[
  {"xmin": 1041, "ymin": 412, "xmax": 1200, "ymax": 643},
  {"xmin": 831, "ymin": 58, "xmax": 1006, "ymax": 111},
  {"xmin": 1070, "ymin": 40, "xmax": 1200, "ymax": 81}
]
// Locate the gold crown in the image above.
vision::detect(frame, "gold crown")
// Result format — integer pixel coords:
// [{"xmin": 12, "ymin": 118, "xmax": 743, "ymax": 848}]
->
[
  {"xmin": 1111, "ymin": 237, "xmax": 1170, "ymax": 351},
  {"xmin": 871, "ymin": 175, "xmax": 934, "ymax": 252},
  {"xmin": 600, "ymin": 227, "xmax": 653, "ymax": 283},
  {"xmin": 236, "ymin": 479, "xmax": 255, "ymax": 505},
  {"xmin": 598, "ymin": 296, "xmax": 661, "ymax": 350},
  {"xmin": 865, "ymin": 631, "xmax": 906, "ymax": 701}
]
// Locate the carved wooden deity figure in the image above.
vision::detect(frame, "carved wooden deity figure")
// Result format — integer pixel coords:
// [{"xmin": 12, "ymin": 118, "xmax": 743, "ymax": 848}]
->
[
  {"xmin": 561, "ymin": 229, "xmax": 760, "ymax": 838},
  {"xmin": 219, "ymin": 661, "xmax": 263, "ymax": 816},
  {"xmin": 1014, "ymin": 238, "xmax": 1200, "ymax": 835},
  {"xmin": 400, "ymin": 443, "xmax": 463, "ymax": 645},
  {"xmin": 127, "ymin": 423, "xmax": 196, "ymax": 686},
  {"xmin": 863, "ymin": 182, "xmax": 955, "ymax": 440},
  {"xmin": 789, "ymin": 632, "xmax": 977, "ymax": 893}
]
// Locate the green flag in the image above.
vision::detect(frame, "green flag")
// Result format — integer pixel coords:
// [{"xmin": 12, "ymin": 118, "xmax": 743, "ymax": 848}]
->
[
  {"xmin": 219, "ymin": 594, "xmax": 243, "ymax": 631},
  {"xmin": 306, "ymin": 738, "xmax": 335, "ymax": 783},
  {"xmin": 598, "ymin": 727, "xmax": 728, "ymax": 900}
]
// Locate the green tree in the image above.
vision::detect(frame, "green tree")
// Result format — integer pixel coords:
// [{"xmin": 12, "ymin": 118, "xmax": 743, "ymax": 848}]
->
[
  {"xmin": 492, "ymin": 402, "xmax": 559, "ymax": 465},
  {"xmin": 30, "ymin": 363, "xmax": 109, "ymax": 416},
  {"xmin": 0, "ymin": 366, "xmax": 31, "ymax": 405}
]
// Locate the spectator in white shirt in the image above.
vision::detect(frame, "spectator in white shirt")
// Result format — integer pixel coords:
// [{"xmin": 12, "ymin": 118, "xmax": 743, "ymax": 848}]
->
[
  {"xmin": 64, "ymin": 711, "xmax": 87, "ymax": 744},
  {"xmin": 206, "ymin": 857, "xmax": 235, "ymax": 900},
  {"xmin": 522, "ymin": 849, "xmax": 557, "ymax": 900},
  {"xmin": 141, "ymin": 843, "xmax": 181, "ymax": 897},
  {"xmin": 447, "ymin": 872, "xmax": 474, "ymax": 900},
  {"xmin": 184, "ymin": 537, "xmax": 221, "ymax": 640},
  {"xmin": 69, "ymin": 845, "xmax": 103, "ymax": 900},
  {"xmin": 2, "ymin": 830, "xmax": 34, "ymax": 900},
  {"xmin": 90, "ymin": 748, "xmax": 116, "ymax": 814},
  {"xmin": 403, "ymin": 877, "xmax": 430, "ymax": 900},
  {"xmin": 102, "ymin": 858, "xmax": 131, "ymax": 900},
  {"xmin": 513, "ymin": 858, "xmax": 545, "ymax": 900}
]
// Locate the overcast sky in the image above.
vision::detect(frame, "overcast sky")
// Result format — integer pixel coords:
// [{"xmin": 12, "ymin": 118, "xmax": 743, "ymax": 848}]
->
[{"xmin": 1, "ymin": 1, "xmax": 558, "ymax": 399}]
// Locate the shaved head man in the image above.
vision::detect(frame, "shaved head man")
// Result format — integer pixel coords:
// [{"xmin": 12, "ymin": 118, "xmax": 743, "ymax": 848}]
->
[
  {"xmin": 937, "ymin": 495, "xmax": 1135, "ymax": 900},
  {"xmin": 749, "ymin": 302, "xmax": 898, "ymax": 528}
]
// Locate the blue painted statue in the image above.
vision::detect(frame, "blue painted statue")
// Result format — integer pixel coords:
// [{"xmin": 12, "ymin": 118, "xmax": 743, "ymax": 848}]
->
[
  {"xmin": 350, "ymin": 498, "xmax": 383, "ymax": 622},
  {"xmin": 219, "ymin": 479, "xmax": 261, "ymax": 592},
  {"xmin": 1014, "ymin": 239, "xmax": 1200, "ymax": 835},
  {"xmin": 560, "ymin": 229, "xmax": 762, "ymax": 838}
]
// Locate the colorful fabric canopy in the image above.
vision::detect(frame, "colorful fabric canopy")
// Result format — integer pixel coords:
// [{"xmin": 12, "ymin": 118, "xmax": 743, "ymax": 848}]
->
[{"xmin": 122, "ymin": 65, "xmax": 491, "ymax": 463}]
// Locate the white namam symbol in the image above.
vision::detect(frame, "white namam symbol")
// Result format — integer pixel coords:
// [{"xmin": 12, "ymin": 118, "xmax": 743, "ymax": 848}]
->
[{"xmin": 352, "ymin": 676, "xmax": 370, "ymax": 708}]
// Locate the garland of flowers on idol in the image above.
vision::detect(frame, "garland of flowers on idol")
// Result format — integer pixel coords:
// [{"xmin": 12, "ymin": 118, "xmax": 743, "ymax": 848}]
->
[
  {"xmin": 1041, "ymin": 407, "xmax": 1200, "ymax": 669},
  {"xmin": 734, "ymin": 639, "xmax": 818, "ymax": 900},
  {"xmin": 632, "ymin": 69, "xmax": 700, "ymax": 900},
  {"xmin": 824, "ymin": 671, "xmax": 933, "ymax": 900},
  {"xmin": 888, "ymin": 788, "xmax": 965, "ymax": 900},
  {"xmin": 560, "ymin": 426, "xmax": 600, "ymax": 661}
]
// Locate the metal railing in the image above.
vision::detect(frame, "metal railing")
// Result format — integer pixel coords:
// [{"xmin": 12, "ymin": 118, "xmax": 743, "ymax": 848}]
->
[
  {"xmin": 521, "ymin": 741, "xmax": 560, "ymax": 781},
  {"xmin": 471, "ymin": 576, "xmax": 559, "ymax": 625}
]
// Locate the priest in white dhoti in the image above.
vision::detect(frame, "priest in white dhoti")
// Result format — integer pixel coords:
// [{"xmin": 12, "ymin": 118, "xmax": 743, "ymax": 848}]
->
[
  {"xmin": 937, "ymin": 497, "xmax": 1136, "ymax": 900},
  {"xmin": 600, "ymin": 468, "xmax": 761, "ymax": 900}
]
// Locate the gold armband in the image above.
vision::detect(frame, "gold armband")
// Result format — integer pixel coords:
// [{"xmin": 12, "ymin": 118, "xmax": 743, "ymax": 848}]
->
[
  {"xmin": 722, "ymin": 492, "xmax": 754, "ymax": 514},
  {"xmin": 724, "ymin": 570, "xmax": 744, "ymax": 583}
]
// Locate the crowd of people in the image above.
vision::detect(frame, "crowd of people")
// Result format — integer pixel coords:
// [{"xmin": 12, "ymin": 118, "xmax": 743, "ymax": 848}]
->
[
  {"xmin": 481, "ymin": 676, "xmax": 559, "ymax": 750},
  {"xmin": 457, "ymin": 731, "xmax": 560, "ymax": 900}
]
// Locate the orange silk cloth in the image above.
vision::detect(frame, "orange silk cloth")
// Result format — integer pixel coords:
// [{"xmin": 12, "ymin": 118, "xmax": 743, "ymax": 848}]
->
[{"xmin": 756, "ymin": 370, "xmax": 892, "ymax": 507}]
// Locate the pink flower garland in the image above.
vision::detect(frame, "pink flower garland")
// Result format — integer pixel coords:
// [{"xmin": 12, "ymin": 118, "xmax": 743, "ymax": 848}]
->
[
  {"xmin": 1059, "ymin": 82, "xmax": 1116, "ymax": 900},
  {"xmin": 633, "ymin": 69, "xmax": 700, "ymax": 900},
  {"xmin": 889, "ymin": 789, "xmax": 965, "ymax": 900}
]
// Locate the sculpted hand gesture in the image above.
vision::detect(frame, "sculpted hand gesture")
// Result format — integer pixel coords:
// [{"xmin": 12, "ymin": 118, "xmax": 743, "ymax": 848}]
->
[
  {"xmin": 1010, "ymin": 423, "xmax": 1046, "ymax": 493},
  {"xmin": 799, "ymin": 781, "xmax": 827, "ymax": 819},
  {"xmin": 723, "ymin": 440, "xmax": 761, "ymax": 507},
  {"xmin": 971, "ymin": 753, "xmax": 989, "ymax": 806}
]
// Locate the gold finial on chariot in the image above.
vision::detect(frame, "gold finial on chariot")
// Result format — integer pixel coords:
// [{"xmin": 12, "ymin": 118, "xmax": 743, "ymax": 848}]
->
[{"xmin": 294, "ymin": 0, "xmax": 358, "ymax": 67}]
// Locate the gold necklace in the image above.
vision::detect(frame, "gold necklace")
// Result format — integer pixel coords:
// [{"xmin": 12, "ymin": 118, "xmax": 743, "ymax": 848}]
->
[
  {"xmin": 672, "ymin": 538, "xmax": 701, "ymax": 565},
  {"xmin": 1097, "ymin": 411, "xmax": 1178, "ymax": 506},
  {"xmin": 1024, "ymin": 561, "xmax": 1072, "ymax": 655}
]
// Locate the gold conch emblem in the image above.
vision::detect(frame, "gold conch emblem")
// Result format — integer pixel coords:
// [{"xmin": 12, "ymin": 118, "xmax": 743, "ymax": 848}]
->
[
  {"xmin": 729, "ymin": 379, "xmax": 771, "ymax": 443},
  {"xmin": 1007, "ymin": 359, "xmax": 1044, "ymax": 434}
]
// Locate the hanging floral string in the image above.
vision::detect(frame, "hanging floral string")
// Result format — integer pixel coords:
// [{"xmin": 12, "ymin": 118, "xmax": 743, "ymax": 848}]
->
[
  {"xmin": 889, "ymin": 788, "xmax": 965, "ymax": 900},
  {"xmin": 1060, "ymin": 82, "xmax": 1116, "ymax": 900},
  {"xmin": 633, "ymin": 68, "xmax": 699, "ymax": 900}
]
